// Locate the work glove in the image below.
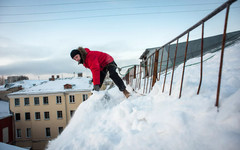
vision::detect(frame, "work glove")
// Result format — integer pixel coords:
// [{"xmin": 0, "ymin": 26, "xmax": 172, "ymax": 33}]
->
[{"xmin": 93, "ymin": 85, "xmax": 100, "ymax": 91}]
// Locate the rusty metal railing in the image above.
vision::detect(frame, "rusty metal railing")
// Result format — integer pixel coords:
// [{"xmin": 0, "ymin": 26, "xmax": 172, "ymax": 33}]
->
[{"xmin": 124, "ymin": 0, "xmax": 237, "ymax": 108}]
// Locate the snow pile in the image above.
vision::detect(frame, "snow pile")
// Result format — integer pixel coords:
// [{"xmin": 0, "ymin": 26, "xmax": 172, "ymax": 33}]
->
[{"xmin": 47, "ymin": 42, "xmax": 240, "ymax": 150}]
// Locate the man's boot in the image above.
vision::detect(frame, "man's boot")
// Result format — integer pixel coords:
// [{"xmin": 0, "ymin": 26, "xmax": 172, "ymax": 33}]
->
[{"xmin": 123, "ymin": 89, "xmax": 130, "ymax": 98}]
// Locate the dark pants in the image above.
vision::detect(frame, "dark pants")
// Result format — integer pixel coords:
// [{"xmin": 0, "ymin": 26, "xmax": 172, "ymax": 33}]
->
[{"xmin": 99, "ymin": 61, "xmax": 126, "ymax": 91}]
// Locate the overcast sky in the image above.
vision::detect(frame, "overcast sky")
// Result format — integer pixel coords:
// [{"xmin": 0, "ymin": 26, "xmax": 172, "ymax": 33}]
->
[{"xmin": 0, "ymin": 0, "xmax": 240, "ymax": 80}]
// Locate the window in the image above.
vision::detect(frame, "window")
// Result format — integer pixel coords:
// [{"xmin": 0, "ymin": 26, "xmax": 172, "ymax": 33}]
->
[
  {"xmin": 16, "ymin": 129, "xmax": 21, "ymax": 138},
  {"xmin": 56, "ymin": 96, "xmax": 62, "ymax": 104},
  {"xmin": 58, "ymin": 127, "xmax": 63, "ymax": 135},
  {"xmin": 35, "ymin": 112, "xmax": 41, "ymax": 120},
  {"xmin": 24, "ymin": 98, "xmax": 30, "ymax": 106},
  {"xmin": 26, "ymin": 128, "xmax": 31, "ymax": 138},
  {"xmin": 70, "ymin": 110, "xmax": 75, "ymax": 118},
  {"xmin": 15, "ymin": 98, "xmax": 20, "ymax": 106},
  {"xmin": 25, "ymin": 112, "xmax": 31, "ymax": 120},
  {"xmin": 44, "ymin": 112, "xmax": 50, "ymax": 120},
  {"xmin": 15, "ymin": 113, "xmax": 21, "ymax": 121},
  {"xmin": 45, "ymin": 128, "xmax": 51, "ymax": 137},
  {"xmin": 34, "ymin": 97, "xmax": 40, "ymax": 105},
  {"xmin": 83, "ymin": 94, "xmax": 88, "ymax": 101},
  {"xmin": 57, "ymin": 111, "xmax": 63, "ymax": 119},
  {"xmin": 43, "ymin": 97, "xmax": 48, "ymax": 105},
  {"xmin": 69, "ymin": 95, "xmax": 75, "ymax": 103}
]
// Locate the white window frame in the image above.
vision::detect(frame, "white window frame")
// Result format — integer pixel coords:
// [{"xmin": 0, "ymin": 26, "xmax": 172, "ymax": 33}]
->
[
  {"xmin": 44, "ymin": 112, "xmax": 50, "ymax": 120},
  {"xmin": 34, "ymin": 97, "xmax": 40, "ymax": 105},
  {"xmin": 70, "ymin": 110, "xmax": 75, "ymax": 118},
  {"xmin": 69, "ymin": 95, "xmax": 75, "ymax": 103},
  {"xmin": 25, "ymin": 112, "xmax": 31, "ymax": 121},
  {"xmin": 57, "ymin": 111, "xmax": 63, "ymax": 119},
  {"xmin": 56, "ymin": 96, "xmax": 62, "ymax": 104},
  {"xmin": 35, "ymin": 112, "xmax": 41, "ymax": 120},
  {"xmin": 26, "ymin": 128, "xmax": 31, "ymax": 138},
  {"xmin": 58, "ymin": 127, "xmax": 63, "ymax": 135},
  {"xmin": 83, "ymin": 94, "xmax": 88, "ymax": 101},
  {"xmin": 15, "ymin": 98, "xmax": 20, "ymax": 106},
  {"xmin": 45, "ymin": 128, "xmax": 51, "ymax": 138},
  {"xmin": 43, "ymin": 96, "xmax": 49, "ymax": 105},
  {"xmin": 16, "ymin": 129, "xmax": 21, "ymax": 138},
  {"xmin": 24, "ymin": 98, "xmax": 30, "ymax": 106}
]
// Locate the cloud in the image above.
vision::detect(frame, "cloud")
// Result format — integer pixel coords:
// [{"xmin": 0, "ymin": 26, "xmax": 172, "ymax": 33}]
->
[
  {"xmin": 1, "ymin": 35, "xmax": 68, "ymax": 56},
  {"xmin": 0, "ymin": 55, "xmax": 84, "ymax": 75},
  {"xmin": 0, "ymin": 35, "xmax": 143, "ymax": 79}
]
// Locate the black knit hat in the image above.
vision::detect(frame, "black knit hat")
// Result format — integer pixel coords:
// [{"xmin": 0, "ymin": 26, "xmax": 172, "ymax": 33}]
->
[{"xmin": 70, "ymin": 49, "xmax": 80, "ymax": 59}]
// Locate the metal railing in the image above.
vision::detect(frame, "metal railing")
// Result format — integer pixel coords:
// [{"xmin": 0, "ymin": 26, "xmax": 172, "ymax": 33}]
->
[{"xmin": 124, "ymin": 0, "xmax": 237, "ymax": 108}]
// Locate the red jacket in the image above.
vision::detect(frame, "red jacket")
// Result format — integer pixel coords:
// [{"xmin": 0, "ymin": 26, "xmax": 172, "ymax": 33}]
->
[{"xmin": 83, "ymin": 48, "xmax": 114, "ymax": 85}]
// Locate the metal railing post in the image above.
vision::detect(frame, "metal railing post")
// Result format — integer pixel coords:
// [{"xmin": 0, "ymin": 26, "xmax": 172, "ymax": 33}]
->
[
  {"xmin": 139, "ymin": 62, "xmax": 142, "ymax": 90},
  {"xmin": 216, "ymin": 3, "xmax": 230, "ymax": 108},
  {"xmin": 197, "ymin": 22, "xmax": 204, "ymax": 95},
  {"xmin": 149, "ymin": 55, "xmax": 155, "ymax": 92},
  {"xmin": 152, "ymin": 49, "xmax": 160, "ymax": 87},
  {"xmin": 162, "ymin": 44, "xmax": 170, "ymax": 92},
  {"xmin": 158, "ymin": 48, "xmax": 164, "ymax": 81},
  {"xmin": 179, "ymin": 32, "xmax": 190, "ymax": 98},
  {"xmin": 169, "ymin": 39, "xmax": 179, "ymax": 95}
]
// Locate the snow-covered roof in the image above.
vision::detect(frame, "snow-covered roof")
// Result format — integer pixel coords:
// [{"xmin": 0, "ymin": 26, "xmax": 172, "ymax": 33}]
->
[
  {"xmin": 0, "ymin": 85, "xmax": 7, "ymax": 91},
  {"xmin": 4, "ymin": 80, "xmax": 46, "ymax": 89},
  {"xmin": 0, "ymin": 142, "xmax": 29, "ymax": 150},
  {"xmin": 0, "ymin": 101, "xmax": 11, "ymax": 119},
  {"xmin": 8, "ymin": 77, "xmax": 92, "ymax": 96}
]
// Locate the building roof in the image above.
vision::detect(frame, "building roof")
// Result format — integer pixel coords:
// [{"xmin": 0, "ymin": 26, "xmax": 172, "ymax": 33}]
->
[
  {"xmin": 0, "ymin": 142, "xmax": 29, "ymax": 150},
  {"xmin": 3, "ymin": 80, "xmax": 46, "ymax": 90},
  {"xmin": 0, "ymin": 85, "xmax": 7, "ymax": 91},
  {"xmin": 0, "ymin": 101, "xmax": 11, "ymax": 119},
  {"xmin": 8, "ymin": 77, "xmax": 92, "ymax": 96}
]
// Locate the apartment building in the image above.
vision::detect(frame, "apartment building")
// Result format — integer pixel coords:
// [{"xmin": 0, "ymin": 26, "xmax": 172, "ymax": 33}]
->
[{"xmin": 8, "ymin": 77, "xmax": 92, "ymax": 150}]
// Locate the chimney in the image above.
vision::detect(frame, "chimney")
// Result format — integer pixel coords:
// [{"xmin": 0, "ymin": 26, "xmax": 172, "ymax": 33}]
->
[
  {"xmin": 64, "ymin": 84, "xmax": 72, "ymax": 89},
  {"xmin": 49, "ymin": 75, "xmax": 55, "ymax": 81}
]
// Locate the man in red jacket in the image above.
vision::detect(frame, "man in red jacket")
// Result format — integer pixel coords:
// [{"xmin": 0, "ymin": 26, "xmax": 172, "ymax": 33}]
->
[{"xmin": 70, "ymin": 47, "xmax": 130, "ymax": 98}]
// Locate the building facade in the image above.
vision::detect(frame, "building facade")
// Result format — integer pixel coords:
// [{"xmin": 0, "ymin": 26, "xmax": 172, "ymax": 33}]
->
[
  {"xmin": 8, "ymin": 77, "xmax": 92, "ymax": 150},
  {"xmin": 8, "ymin": 91, "xmax": 91, "ymax": 150}
]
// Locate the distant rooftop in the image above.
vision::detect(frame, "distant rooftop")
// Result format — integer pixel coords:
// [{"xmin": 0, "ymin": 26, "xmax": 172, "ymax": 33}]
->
[
  {"xmin": 8, "ymin": 77, "xmax": 92, "ymax": 96},
  {"xmin": 4, "ymin": 80, "xmax": 46, "ymax": 89}
]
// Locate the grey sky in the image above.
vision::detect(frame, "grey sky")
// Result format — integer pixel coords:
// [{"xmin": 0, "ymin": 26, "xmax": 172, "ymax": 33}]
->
[{"xmin": 0, "ymin": 0, "xmax": 239, "ymax": 79}]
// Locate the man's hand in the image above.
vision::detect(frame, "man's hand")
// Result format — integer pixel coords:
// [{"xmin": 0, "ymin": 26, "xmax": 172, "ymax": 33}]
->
[{"xmin": 93, "ymin": 85, "xmax": 100, "ymax": 91}]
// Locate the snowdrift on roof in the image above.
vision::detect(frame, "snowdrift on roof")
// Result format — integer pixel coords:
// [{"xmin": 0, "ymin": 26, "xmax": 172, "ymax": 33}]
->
[{"xmin": 47, "ymin": 42, "xmax": 240, "ymax": 150}]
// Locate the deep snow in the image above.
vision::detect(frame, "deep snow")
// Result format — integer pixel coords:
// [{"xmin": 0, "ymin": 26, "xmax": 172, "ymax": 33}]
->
[{"xmin": 47, "ymin": 42, "xmax": 240, "ymax": 150}]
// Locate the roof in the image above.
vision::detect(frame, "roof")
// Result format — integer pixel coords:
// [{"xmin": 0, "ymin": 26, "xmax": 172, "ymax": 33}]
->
[
  {"xmin": 139, "ymin": 30, "xmax": 240, "ymax": 60},
  {"xmin": 8, "ymin": 77, "xmax": 92, "ymax": 96},
  {"xmin": 0, "ymin": 142, "xmax": 29, "ymax": 150},
  {"xmin": 0, "ymin": 101, "xmax": 11, "ymax": 119},
  {"xmin": 3, "ymin": 80, "xmax": 46, "ymax": 90}
]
